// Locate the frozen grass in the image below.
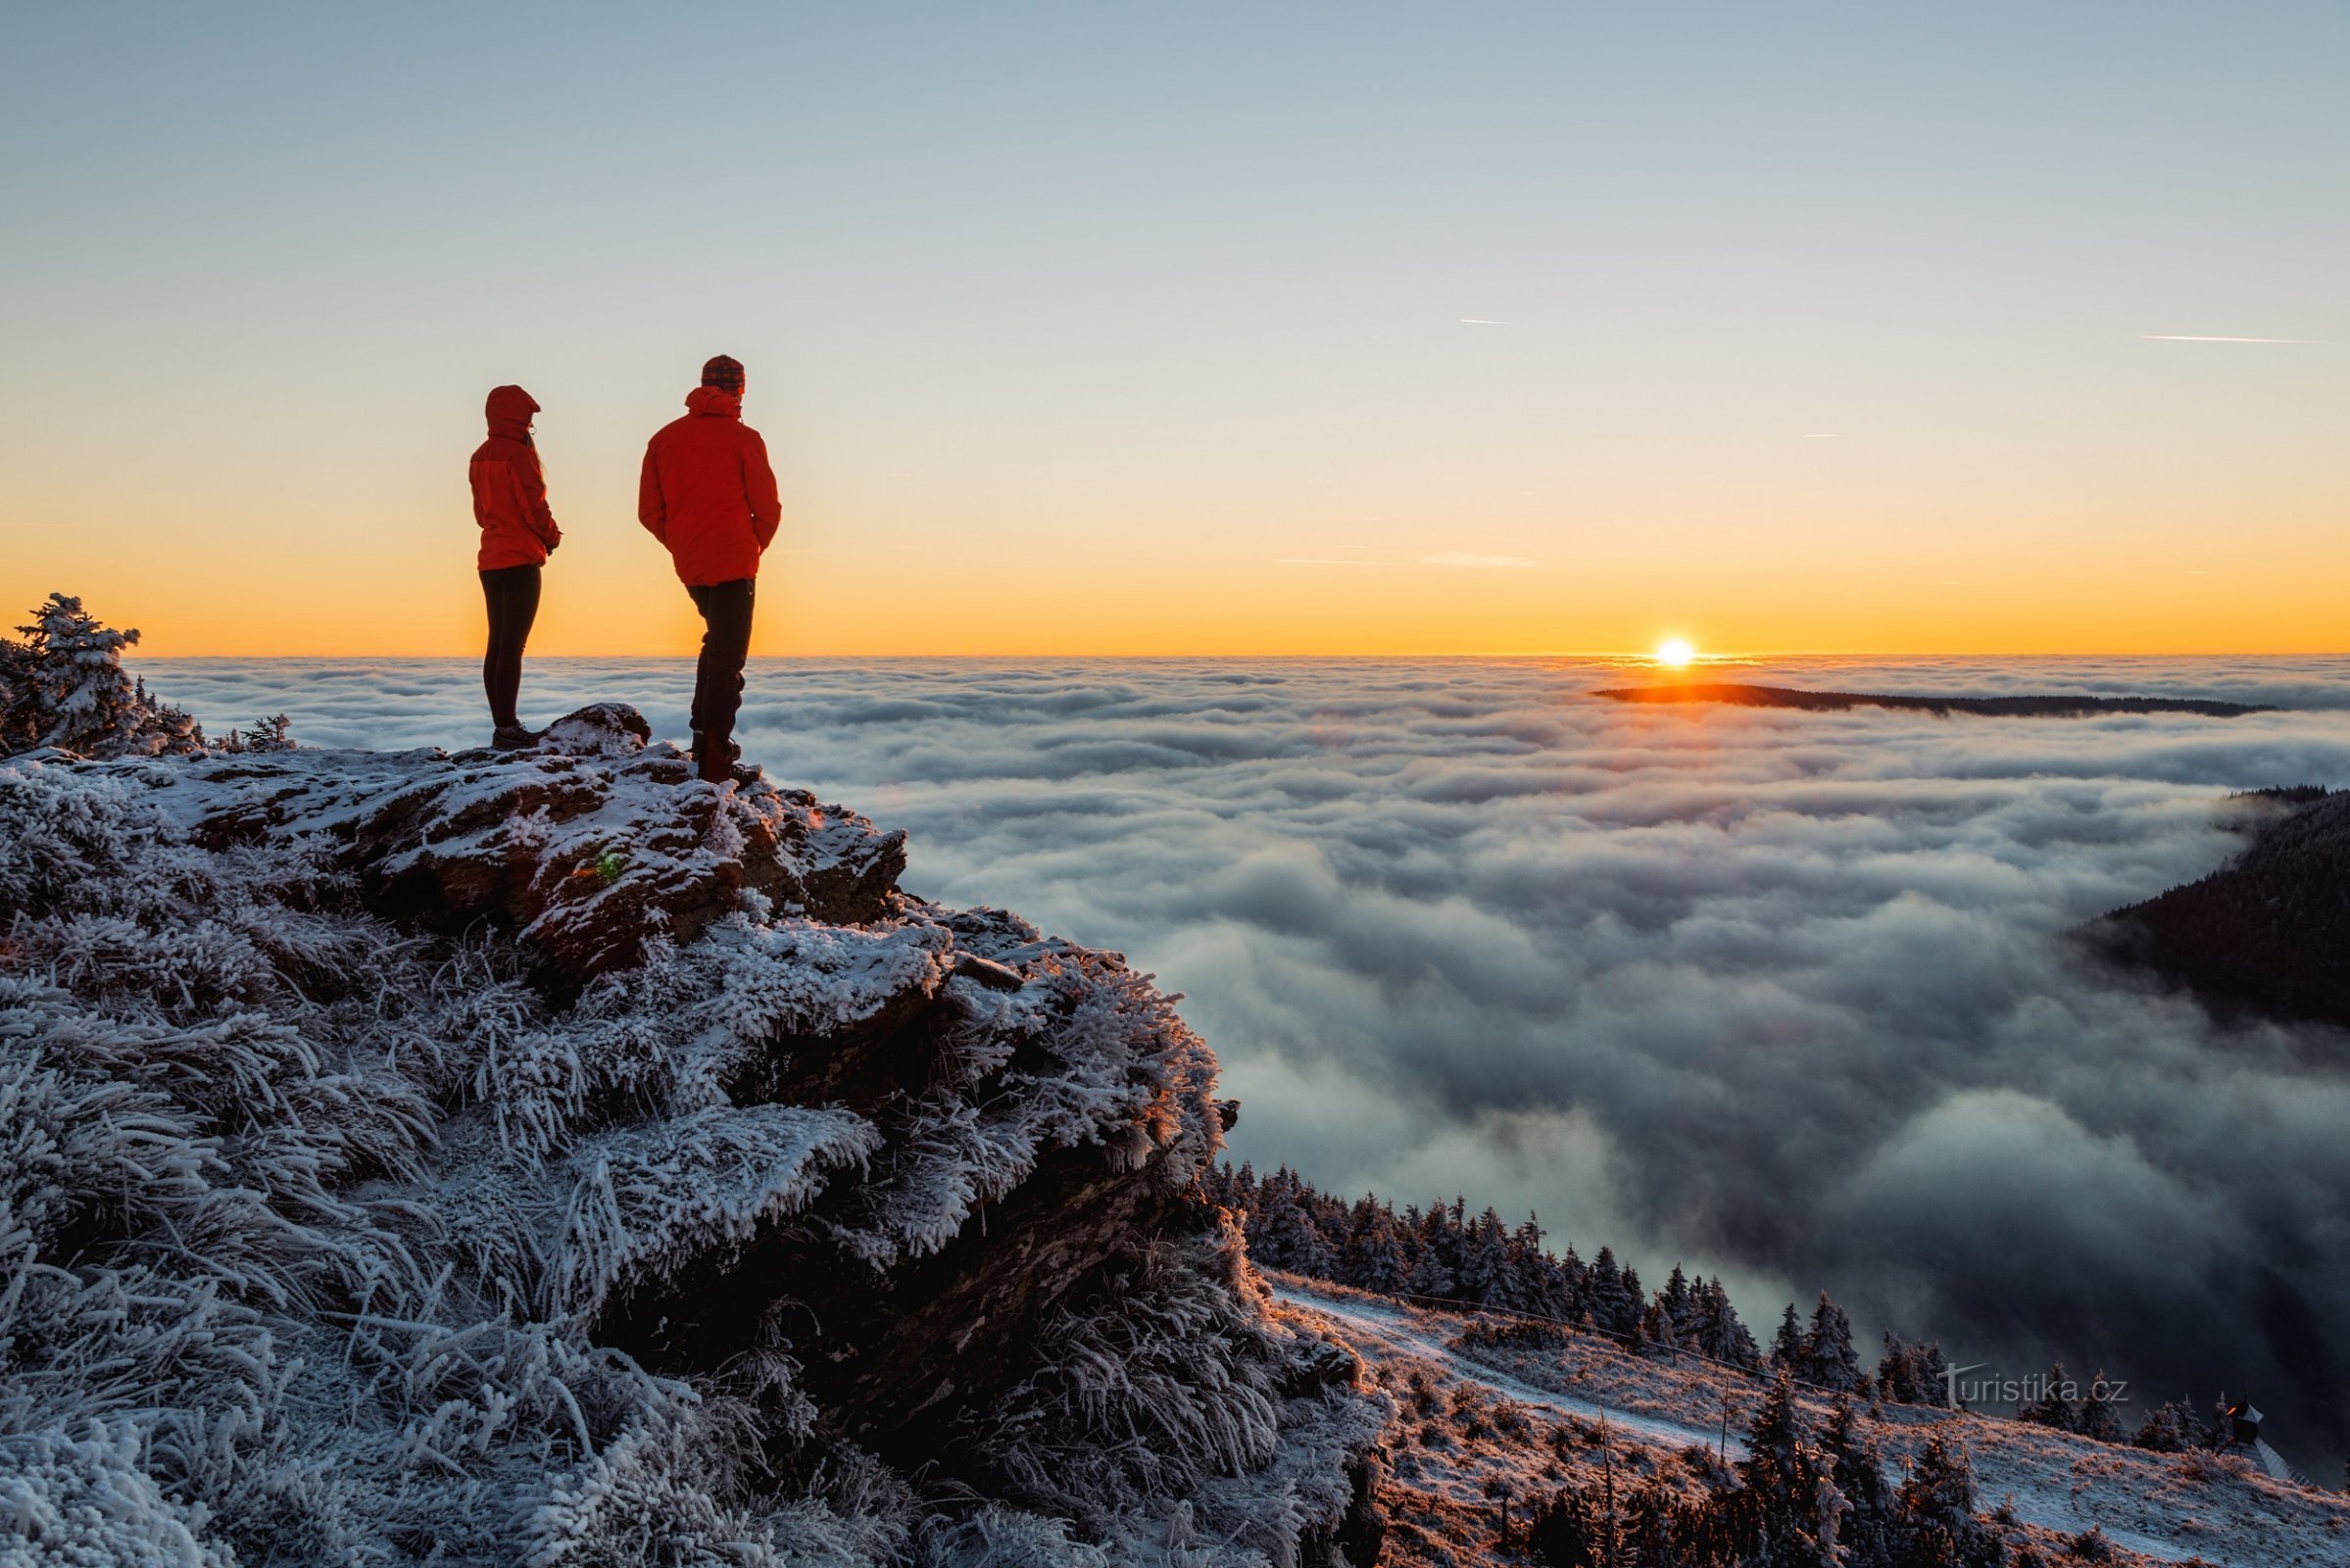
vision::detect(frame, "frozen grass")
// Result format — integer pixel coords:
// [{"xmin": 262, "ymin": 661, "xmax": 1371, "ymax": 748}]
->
[{"xmin": 0, "ymin": 751, "xmax": 1381, "ymax": 1566}]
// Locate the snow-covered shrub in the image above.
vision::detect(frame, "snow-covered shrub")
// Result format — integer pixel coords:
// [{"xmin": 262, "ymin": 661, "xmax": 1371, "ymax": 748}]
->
[
  {"xmin": 0, "ymin": 594, "xmax": 202, "ymax": 758},
  {"xmin": 219, "ymin": 712, "xmax": 299, "ymax": 753}
]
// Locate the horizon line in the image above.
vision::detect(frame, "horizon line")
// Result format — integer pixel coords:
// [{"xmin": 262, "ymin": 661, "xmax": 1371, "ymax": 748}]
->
[{"xmin": 131, "ymin": 648, "xmax": 2350, "ymax": 662}]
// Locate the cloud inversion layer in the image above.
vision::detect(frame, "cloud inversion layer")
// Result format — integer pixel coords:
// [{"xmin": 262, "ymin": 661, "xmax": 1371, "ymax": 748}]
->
[{"xmin": 146, "ymin": 654, "xmax": 2350, "ymax": 1465}]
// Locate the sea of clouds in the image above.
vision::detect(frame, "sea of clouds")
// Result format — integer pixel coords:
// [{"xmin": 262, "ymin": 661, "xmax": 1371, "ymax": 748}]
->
[{"xmin": 145, "ymin": 653, "xmax": 2350, "ymax": 1467}]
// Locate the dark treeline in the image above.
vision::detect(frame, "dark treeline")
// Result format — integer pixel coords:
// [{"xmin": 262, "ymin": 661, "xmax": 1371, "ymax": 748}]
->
[
  {"xmin": 1209, "ymin": 1162, "xmax": 1914, "ymax": 1393},
  {"xmin": 1522, "ymin": 1374, "xmax": 2023, "ymax": 1568},
  {"xmin": 1212, "ymin": 1163, "xmax": 2258, "ymax": 1462}
]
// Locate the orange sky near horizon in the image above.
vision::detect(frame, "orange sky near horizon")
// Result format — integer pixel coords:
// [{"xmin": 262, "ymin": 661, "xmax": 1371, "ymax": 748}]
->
[
  {"xmin": 9, "ymin": 464, "xmax": 2347, "ymax": 660},
  {"xmin": 4, "ymin": 7, "xmax": 2344, "ymax": 660},
  {"xmin": 8, "ymin": 391, "xmax": 2342, "ymax": 658}
]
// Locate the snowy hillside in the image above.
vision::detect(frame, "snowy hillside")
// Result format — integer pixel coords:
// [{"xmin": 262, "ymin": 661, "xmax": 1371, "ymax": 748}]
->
[
  {"xmin": 1276, "ymin": 1276, "xmax": 2350, "ymax": 1567},
  {"xmin": 0, "ymin": 684, "xmax": 1385, "ymax": 1565}
]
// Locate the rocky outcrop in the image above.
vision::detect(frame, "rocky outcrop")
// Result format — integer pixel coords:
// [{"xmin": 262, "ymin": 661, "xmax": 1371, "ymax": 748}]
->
[
  {"xmin": 0, "ymin": 705, "xmax": 1388, "ymax": 1566},
  {"xmin": 161, "ymin": 702, "xmax": 907, "ymax": 981}
]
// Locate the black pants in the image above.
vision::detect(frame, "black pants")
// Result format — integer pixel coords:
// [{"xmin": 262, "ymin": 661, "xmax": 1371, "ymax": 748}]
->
[
  {"xmin": 480, "ymin": 564, "xmax": 541, "ymax": 729},
  {"xmin": 687, "ymin": 577, "xmax": 756, "ymax": 756}
]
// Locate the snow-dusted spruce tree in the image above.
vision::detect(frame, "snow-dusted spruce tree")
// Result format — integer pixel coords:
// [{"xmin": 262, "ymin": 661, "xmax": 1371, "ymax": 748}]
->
[
  {"xmin": 2079, "ymin": 1370, "xmax": 2125, "ymax": 1442},
  {"xmin": 1654, "ymin": 1263, "xmax": 1696, "ymax": 1343},
  {"xmin": 0, "ymin": 593, "xmax": 201, "ymax": 757},
  {"xmin": 1821, "ymin": 1395, "xmax": 1893, "ymax": 1568},
  {"xmin": 1802, "ymin": 1290, "xmax": 1863, "ymax": 1392},
  {"xmin": 1453, "ymin": 1207, "xmax": 1514, "ymax": 1306},
  {"xmin": 2019, "ymin": 1363, "xmax": 2080, "ymax": 1431},
  {"xmin": 1876, "ymin": 1330, "xmax": 1952, "ymax": 1406},
  {"xmin": 1693, "ymin": 1278, "xmax": 1763, "ymax": 1369},
  {"xmin": 1892, "ymin": 1431, "xmax": 2003, "ymax": 1567},
  {"xmin": 1343, "ymin": 1200, "xmax": 1410, "ymax": 1296},
  {"xmin": 2131, "ymin": 1396, "xmax": 2196, "ymax": 1452},
  {"xmin": 1769, "ymin": 1302, "xmax": 1807, "ymax": 1376},
  {"xmin": 1585, "ymin": 1246, "xmax": 1639, "ymax": 1338},
  {"xmin": 1732, "ymin": 1369, "xmax": 1848, "ymax": 1566}
]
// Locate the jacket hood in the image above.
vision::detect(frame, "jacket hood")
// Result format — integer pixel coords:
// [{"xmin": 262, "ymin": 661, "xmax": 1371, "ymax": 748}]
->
[
  {"xmin": 485, "ymin": 384, "xmax": 540, "ymax": 440},
  {"xmin": 684, "ymin": 386, "xmax": 742, "ymax": 419}
]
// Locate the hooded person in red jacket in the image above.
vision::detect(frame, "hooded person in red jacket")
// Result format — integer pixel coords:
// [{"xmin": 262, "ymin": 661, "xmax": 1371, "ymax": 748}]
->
[
  {"xmin": 470, "ymin": 384, "xmax": 561, "ymax": 748},
  {"xmin": 639, "ymin": 355, "xmax": 781, "ymax": 783}
]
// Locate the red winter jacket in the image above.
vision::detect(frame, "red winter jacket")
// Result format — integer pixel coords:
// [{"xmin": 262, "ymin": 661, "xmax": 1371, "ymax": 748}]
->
[
  {"xmin": 470, "ymin": 385, "xmax": 561, "ymax": 570},
  {"xmin": 639, "ymin": 387, "xmax": 782, "ymax": 586}
]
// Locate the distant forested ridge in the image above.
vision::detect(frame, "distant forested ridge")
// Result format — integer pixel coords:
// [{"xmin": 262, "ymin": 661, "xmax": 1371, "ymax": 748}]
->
[
  {"xmin": 1207, "ymin": 1162, "xmax": 1918, "ymax": 1395},
  {"xmin": 1594, "ymin": 683, "xmax": 2271, "ymax": 718},
  {"xmin": 2084, "ymin": 786, "xmax": 2350, "ymax": 1033}
]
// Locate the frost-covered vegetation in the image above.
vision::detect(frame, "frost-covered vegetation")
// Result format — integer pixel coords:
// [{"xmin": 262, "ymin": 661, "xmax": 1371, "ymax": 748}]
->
[
  {"xmin": 1283, "ymin": 1278, "xmax": 2350, "ymax": 1568},
  {"xmin": 0, "ymin": 604, "xmax": 1387, "ymax": 1566},
  {"xmin": 0, "ymin": 593, "xmax": 204, "ymax": 758}
]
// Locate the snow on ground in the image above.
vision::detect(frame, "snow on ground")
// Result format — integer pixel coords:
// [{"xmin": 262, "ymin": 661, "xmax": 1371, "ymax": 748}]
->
[{"xmin": 1273, "ymin": 1275, "xmax": 2350, "ymax": 1567}]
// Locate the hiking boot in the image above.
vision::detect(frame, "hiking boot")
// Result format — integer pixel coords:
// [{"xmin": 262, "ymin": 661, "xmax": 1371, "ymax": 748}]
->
[
  {"xmin": 491, "ymin": 724, "xmax": 538, "ymax": 751},
  {"xmin": 690, "ymin": 732, "xmax": 742, "ymax": 766}
]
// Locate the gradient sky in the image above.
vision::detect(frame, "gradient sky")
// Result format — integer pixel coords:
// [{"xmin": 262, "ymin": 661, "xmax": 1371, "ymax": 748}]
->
[{"xmin": 2, "ymin": 3, "xmax": 2343, "ymax": 656}]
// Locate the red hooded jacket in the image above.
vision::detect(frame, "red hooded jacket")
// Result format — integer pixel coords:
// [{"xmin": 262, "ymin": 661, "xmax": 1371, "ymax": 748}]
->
[
  {"xmin": 638, "ymin": 387, "xmax": 782, "ymax": 586},
  {"xmin": 470, "ymin": 385, "xmax": 561, "ymax": 570}
]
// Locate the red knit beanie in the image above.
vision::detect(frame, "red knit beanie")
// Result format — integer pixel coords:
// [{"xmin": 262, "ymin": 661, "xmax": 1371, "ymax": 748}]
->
[{"xmin": 700, "ymin": 356, "xmax": 745, "ymax": 396}]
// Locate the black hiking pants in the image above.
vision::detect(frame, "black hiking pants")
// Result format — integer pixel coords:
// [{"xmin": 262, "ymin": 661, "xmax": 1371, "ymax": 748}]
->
[
  {"xmin": 479, "ymin": 564, "xmax": 541, "ymax": 730},
  {"xmin": 687, "ymin": 577, "xmax": 756, "ymax": 767}
]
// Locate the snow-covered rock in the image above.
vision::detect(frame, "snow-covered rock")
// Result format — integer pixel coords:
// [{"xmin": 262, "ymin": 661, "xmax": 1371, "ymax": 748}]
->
[{"xmin": 0, "ymin": 712, "xmax": 1387, "ymax": 1566}]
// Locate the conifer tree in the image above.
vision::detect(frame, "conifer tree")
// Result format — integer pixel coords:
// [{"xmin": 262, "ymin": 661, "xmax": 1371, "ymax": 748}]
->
[
  {"xmin": 1892, "ymin": 1430, "xmax": 2001, "ymax": 1567},
  {"xmin": 1658, "ymin": 1264, "xmax": 1695, "ymax": 1341},
  {"xmin": 1403, "ymin": 1232, "xmax": 1455, "ymax": 1299},
  {"xmin": 1622, "ymin": 1478, "xmax": 1677, "ymax": 1566},
  {"xmin": 1249, "ymin": 1167, "xmax": 1333, "ymax": 1274},
  {"xmin": 1457, "ymin": 1207, "xmax": 1513, "ymax": 1306},
  {"xmin": 2019, "ymin": 1363, "xmax": 2079, "ymax": 1431},
  {"xmin": 1640, "ymin": 1295, "xmax": 1679, "ymax": 1353},
  {"xmin": 1803, "ymin": 1291, "xmax": 1863, "ymax": 1392},
  {"xmin": 2079, "ymin": 1370, "xmax": 2124, "ymax": 1443},
  {"xmin": 1554, "ymin": 1243, "xmax": 1589, "ymax": 1325},
  {"xmin": 1344, "ymin": 1199, "xmax": 1411, "ymax": 1296},
  {"xmin": 0, "ymin": 593, "xmax": 202, "ymax": 758},
  {"xmin": 2130, "ymin": 1398, "xmax": 2193, "ymax": 1453},
  {"xmin": 1694, "ymin": 1278, "xmax": 1762, "ymax": 1369},
  {"xmin": 1769, "ymin": 1303, "xmax": 1807, "ymax": 1376},
  {"xmin": 1616, "ymin": 1264, "xmax": 1645, "ymax": 1339},
  {"xmin": 1821, "ymin": 1396, "xmax": 1892, "ymax": 1568},
  {"xmin": 1875, "ymin": 1331, "xmax": 1951, "ymax": 1406},
  {"xmin": 1736, "ymin": 1370, "xmax": 1846, "ymax": 1567}
]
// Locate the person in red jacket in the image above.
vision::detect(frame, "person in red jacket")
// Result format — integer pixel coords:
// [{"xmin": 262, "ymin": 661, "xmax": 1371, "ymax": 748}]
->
[
  {"xmin": 470, "ymin": 384, "xmax": 561, "ymax": 748},
  {"xmin": 639, "ymin": 355, "xmax": 781, "ymax": 783}
]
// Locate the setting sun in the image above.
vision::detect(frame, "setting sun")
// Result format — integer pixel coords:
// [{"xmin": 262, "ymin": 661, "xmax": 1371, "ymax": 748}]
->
[{"xmin": 1655, "ymin": 638, "xmax": 1695, "ymax": 667}]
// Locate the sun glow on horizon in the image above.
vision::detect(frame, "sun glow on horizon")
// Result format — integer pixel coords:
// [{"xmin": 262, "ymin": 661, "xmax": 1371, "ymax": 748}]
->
[{"xmin": 1655, "ymin": 638, "xmax": 1696, "ymax": 668}]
